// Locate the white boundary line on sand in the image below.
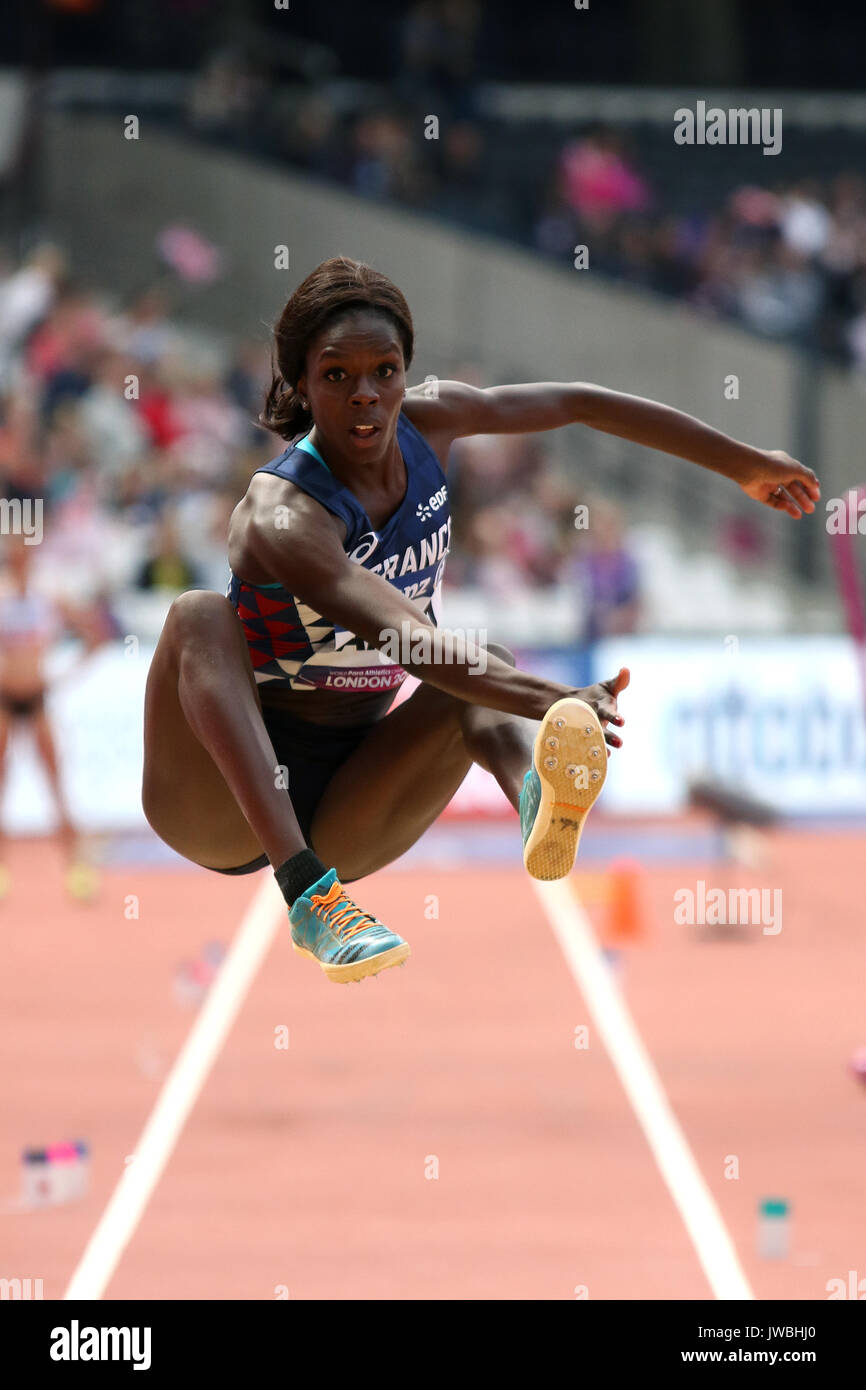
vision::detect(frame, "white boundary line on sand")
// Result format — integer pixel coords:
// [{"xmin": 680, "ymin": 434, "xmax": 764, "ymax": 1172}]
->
[
  {"xmin": 64, "ymin": 874, "xmax": 285, "ymax": 1300},
  {"xmin": 530, "ymin": 876, "xmax": 754, "ymax": 1301}
]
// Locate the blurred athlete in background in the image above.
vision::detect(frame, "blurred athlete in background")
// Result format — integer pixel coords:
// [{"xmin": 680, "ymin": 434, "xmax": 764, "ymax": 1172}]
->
[{"xmin": 0, "ymin": 533, "xmax": 107, "ymax": 900}]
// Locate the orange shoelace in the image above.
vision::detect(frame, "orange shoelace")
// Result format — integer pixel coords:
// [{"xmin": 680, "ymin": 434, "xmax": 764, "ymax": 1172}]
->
[{"xmin": 309, "ymin": 880, "xmax": 382, "ymax": 941}]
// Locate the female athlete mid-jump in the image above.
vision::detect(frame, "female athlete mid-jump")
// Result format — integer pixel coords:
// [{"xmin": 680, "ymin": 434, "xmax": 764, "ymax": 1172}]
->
[{"xmin": 142, "ymin": 257, "xmax": 819, "ymax": 984}]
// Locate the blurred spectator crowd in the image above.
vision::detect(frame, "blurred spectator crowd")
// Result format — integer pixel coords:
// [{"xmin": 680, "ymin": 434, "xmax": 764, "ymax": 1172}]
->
[
  {"xmin": 0, "ymin": 243, "xmax": 270, "ymax": 615},
  {"xmin": 534, "ymin": 133, "xmax": 866, "ymax": 362}
]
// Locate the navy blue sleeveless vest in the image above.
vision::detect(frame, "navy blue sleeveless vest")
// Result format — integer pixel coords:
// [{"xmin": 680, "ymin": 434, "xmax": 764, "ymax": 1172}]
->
[{"xmin": 227, "ymin": 410, "xmax": 451, "ymax": 693}]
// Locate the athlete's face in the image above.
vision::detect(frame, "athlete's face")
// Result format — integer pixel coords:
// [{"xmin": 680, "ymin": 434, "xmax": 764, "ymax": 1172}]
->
[{"xmin": 297, "ymin": 310, "xmax": 406, "ymax": 459}]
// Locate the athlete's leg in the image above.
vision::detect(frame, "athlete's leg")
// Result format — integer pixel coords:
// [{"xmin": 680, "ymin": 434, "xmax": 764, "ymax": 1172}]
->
[
  {"xmin": 310, "ymin": 643, "xmax": 534, "ymax": 880},
  {"xmin": 30, "ymin": 708, "xmax": 78, "ymax": 860},
  {"xmin": 458, "ymin": 679, "xmax": 536, "ymax": 812},
  {"xmin": 0, "ymin": 710, "xmax": 10, "ymax": 890},
  {"xmin": 0, "ymin": 709, "xmax": 9, "ymax": 814},
  {"xmin": 141, "ymin": 590, "xmax": 307, "ymax": 870}
]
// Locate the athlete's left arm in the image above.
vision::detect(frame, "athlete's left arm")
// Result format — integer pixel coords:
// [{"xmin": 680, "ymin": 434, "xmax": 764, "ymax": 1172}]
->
[{"xmin": 405, "ymin": 380, "xmax": 820, "ymax": 519}]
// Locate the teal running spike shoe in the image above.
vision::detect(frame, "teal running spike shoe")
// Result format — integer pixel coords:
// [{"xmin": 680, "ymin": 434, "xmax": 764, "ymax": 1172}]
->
[
  {"xmin": 519, "ymin": 697, "xmax": 608, "ymax": 880},
  {"xmin": 288, "ymin": 867, "xmax": 410, "ymax": 983}
]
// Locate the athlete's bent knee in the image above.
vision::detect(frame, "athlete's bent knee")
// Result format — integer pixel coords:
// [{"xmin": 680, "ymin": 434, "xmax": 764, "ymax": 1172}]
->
[{"xmin": 165, "ymin": 589, "xmax": 236, "ymax": 647}]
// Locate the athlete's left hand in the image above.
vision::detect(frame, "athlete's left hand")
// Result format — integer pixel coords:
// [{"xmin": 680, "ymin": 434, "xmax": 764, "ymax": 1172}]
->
[
  {"xmin": 575, "ymin": 666, "xmax": 630, "ymax": 752},
  {"xmin": 738, "ymin": 450, "xmax": 820, "ymax": 518}
]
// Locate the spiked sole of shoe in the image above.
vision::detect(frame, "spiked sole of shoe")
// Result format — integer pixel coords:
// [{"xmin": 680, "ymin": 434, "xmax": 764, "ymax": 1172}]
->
[{"xmin": 523, "ymin": 697, "xmax": 607, "ymax": 881}]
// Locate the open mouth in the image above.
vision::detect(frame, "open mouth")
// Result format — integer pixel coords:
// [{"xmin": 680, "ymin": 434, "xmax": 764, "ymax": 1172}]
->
[{"xmin": 349, "ymin": 423, "xmax": 379, "ymax": 438}]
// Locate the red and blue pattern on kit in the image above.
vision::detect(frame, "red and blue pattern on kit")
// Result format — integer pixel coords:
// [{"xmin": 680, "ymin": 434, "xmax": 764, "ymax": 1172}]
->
[{"xmin": 227, "ymin": 410, "xmax": 451, "ymax": 694}]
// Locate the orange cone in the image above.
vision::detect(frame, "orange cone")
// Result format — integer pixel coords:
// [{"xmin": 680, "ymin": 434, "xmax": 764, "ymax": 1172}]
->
[{"xmin": 604, "ymin": 858, "xmax": 648, "ymax": 944}]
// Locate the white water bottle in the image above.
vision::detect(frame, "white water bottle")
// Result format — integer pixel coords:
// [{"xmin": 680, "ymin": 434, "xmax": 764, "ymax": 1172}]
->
[{"xmin": 757, "ymin": 1197, "xmax": 790, "ymax": 1258}]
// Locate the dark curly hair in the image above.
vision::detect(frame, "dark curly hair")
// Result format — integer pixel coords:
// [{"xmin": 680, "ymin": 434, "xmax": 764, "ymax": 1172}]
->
[{"xmin": 260, "ymin": 257, "xmax": 415, "ymax": 441}]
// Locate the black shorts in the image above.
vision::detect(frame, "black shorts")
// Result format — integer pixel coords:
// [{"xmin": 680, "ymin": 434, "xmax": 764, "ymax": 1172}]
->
[
  {"xmin": 0, "ymin": 689, "xmax": 45, "ymax": 719},
  {"xmin": 209, "ymin": 703, "xmax": 378, "ymax": 882}
]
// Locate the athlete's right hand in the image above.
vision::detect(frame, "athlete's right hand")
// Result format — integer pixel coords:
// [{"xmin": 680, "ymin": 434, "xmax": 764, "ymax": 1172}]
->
[
  {"xmin": 737, "ymin": 449, "xmax": 820, "ymax": 518},
  {"xmin": 573, "ymin": 667, "xmax": 630, "ymax": 750}
]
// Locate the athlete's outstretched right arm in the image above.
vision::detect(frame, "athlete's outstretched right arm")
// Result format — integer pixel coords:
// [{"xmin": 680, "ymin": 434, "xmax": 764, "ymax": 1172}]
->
[{"xmin": 237, "ymin": 479, "xmax": 627, "ymax": 743}]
